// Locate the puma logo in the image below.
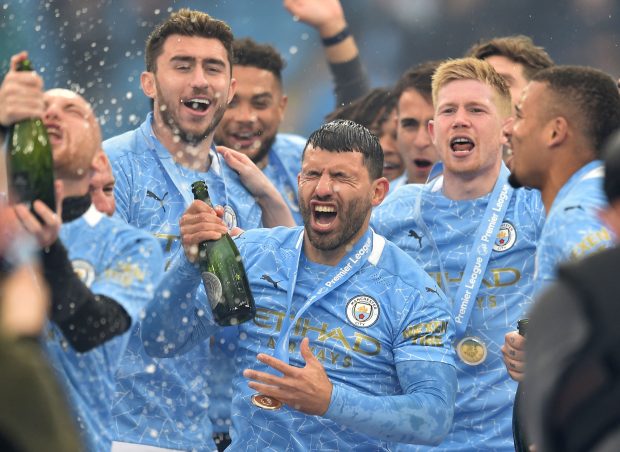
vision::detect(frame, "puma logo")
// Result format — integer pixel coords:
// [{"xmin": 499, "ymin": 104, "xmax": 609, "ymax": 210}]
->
[{"xmin": 147, "ymin": 190, "xmax": 168, "ymax": 212}]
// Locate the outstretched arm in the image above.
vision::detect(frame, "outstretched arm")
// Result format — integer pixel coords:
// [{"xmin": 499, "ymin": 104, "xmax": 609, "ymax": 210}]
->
[
  {"xmin": 283, "ymin": 0, "xmax": 369, "ymax": 106},
  {"xmin": 244, "ymin": 337, "xmax": 456, "ymax": 444}
]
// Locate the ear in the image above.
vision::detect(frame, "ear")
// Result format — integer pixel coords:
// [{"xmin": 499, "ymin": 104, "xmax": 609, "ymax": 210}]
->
[
  {"xmin": 278, "ymin": 94, "xmax": 288, "ymax": 120},
  {"xmin": 501, "ymin": 116, "xmax": 514, "ymax": 146},
  {"xmin": 548, "ymin": 116, "xmax": 568, "ymax": 147},
  {"xmin": 428, "ymin": 119, "xmax": 436, "ymax": 145},
  {"xmin": 227, "ymin": 77, "xmax": 237, "ymax": 105},
  {"xmin": 141, "ymin": 71, "xmax": 156, "ymax": 100},
  {"xmin": 370, "ymin": 177, "xmax": 390, "ymax": 207}
]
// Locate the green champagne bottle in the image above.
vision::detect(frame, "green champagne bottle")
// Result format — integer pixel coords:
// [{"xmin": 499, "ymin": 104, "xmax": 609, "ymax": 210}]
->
[
  {"xmin": 512, "ymin": 318, "xmax": 529, "ymax": 452},
  {"xmin": 6, "ymin": 59, "xmax": 56, "ymax": 213},
  {"xmin": 191, "ymin": 180, "xmax": 256, "ymax": 326}
]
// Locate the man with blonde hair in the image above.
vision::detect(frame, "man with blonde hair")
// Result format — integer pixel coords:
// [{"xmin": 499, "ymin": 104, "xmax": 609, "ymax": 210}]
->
[{"xmin": 372, "ymin": 57, "xmax": 544, "ymax": 451}]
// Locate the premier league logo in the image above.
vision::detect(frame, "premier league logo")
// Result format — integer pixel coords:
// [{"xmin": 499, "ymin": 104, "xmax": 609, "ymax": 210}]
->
[
  {"xmin": 493, "ymin": 221, "xmax": 517, "ymax": 252},
  {"xmin": 223, "ymin": 205, "xmax": 238, "ymax": 229},
  {"xmin": 346, "ymin": 295, "xmax": 380, "ymax": 328}
]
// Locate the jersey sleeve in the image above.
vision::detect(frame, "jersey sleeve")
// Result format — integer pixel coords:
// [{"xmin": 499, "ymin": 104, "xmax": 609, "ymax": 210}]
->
[
  {"xmin": 324, "ymin": 360, "xmax": 457, "ymax": 444},
  {"xmin": 90, "ymin": 228, "xmax": 164, "ymax": 321}
]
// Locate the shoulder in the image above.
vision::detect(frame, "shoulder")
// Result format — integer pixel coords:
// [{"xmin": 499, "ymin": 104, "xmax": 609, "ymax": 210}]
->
[
  {"xmin": 371, "ymin": 235, "xmax": 437, "ymax": 292},
  {"xmin": 271, "ymin": 133, "xmax": 306, "ymax": 160},
  {"xmin": 103, "ymin": 127, "xmax": 144, "ymax": 161},
  {"xmin": 236, "ymin": 226, "xmax": 301, "ymax": 249}
]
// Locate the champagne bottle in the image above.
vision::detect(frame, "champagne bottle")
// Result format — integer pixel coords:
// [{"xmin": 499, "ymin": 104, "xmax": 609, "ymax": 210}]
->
[
  {"xmin": 191, "ymin": 180, "xmax": 256, "ymax": 326},
  {"xmin": 512, "ymin": 318, "xmax": 529, "ymax": 452},
  {"xmin": 6, "ymin": 59, "xmax": 56, "ymax": 213}
]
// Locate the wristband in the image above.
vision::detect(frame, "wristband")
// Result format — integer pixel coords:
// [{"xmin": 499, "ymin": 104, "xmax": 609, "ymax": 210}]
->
[{"xmin": 322, "ymin": 26, "xmax": 351, "ymax": 47}]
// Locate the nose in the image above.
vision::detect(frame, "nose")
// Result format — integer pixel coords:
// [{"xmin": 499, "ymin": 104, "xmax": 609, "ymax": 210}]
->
[
  {"xmin": 232, "ymin": 101, "xmax": 256, "ymax": 124},
  {"xmin": 314, "ymin": 173, "xmax": 333, "ymax": 198},
  {"xmin": 190, "ymin": 67, "xmax": 209, "ymax": 89},
  {"xmin": 413, "ymin": 124, "xmax": 432, "ymax": 150},
  {"xmin": 451, "ymin": 108, "xmax": 470, "ymax": 129},
  {"xmin": 43, "ymin": 101, "xmax": 60, "ymax": 121}
]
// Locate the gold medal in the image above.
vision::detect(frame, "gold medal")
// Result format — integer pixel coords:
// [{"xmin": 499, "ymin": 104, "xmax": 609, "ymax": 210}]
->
[
  {"xmin": 456, "ymin": 336, "xmax": 487, "ymax": 366},
  {"xmin": 251, "ymin": 393, "xmax": 283, "ymax": 410}
]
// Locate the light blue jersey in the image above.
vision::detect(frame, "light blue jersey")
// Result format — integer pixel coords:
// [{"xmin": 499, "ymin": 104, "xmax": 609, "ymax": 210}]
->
[
  {"xmin": 142, "ymin": 227, "xmax": 457, "ymax": 450},
  {"xmin": 535, "ymin": 160, "xmax": 613, "ymax": 291},
  {"xmin": 260, "ymin": 133, "xmax": 306, "ymax": 225},
  {"xmin": 104, "ymin": 114, "xmax": 262, "ymax": 451},
  {"xmin": 42, "ymin": 205, "xmax": 163, "ymax": 452},
  {"xmin": 205, "ymin": 133, "xmax": 306, "ymax": 437},
  {"xmin": 372, "ymin": 174, "xmax": 545, "ymax": 451}
]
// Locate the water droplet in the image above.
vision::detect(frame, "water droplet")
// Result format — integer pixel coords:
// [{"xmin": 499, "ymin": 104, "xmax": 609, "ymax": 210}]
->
[
  {"xmin": 289, "ymin": 46, "xmax": 298, "ymax": 55},
  {"xmin": 145, "ymin": 364, "xmax": 156, "ymax": 374}
]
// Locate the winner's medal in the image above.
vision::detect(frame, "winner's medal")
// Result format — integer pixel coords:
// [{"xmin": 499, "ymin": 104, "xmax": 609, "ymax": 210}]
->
[
  {"xmin": 251, "ymin": 393, "xmax": 283, "ymax": 410},
  {"xmin": 456, "ymin": 336, "xmax": 487, "ymax": 366}
]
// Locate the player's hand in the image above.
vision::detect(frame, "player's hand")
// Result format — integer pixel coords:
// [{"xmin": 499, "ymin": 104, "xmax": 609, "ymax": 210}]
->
[
  {"xmin": 216, "ymin": 145, "xmax": 275, "ymax": 200},
  {"xmin": 283, "ymin": 0, "xmax": 347, "ymax": 36},
  {"xmin": 11, "ymin": 180, "xmax": 63, "ymax": 249},
  {"xmin": 501, "ymin": 330, "xmax": 526, "ymax": 381},
  {"xmin": 179, "ymin": 200, "xmax": 229, "ymax": 262},
  {"xmin": 243, "ymin": 337, "xmax": 333, "ymax": 415},
  {"xmin": 0, "ymin": 51, "xmax": 45, "ymax": 127}
]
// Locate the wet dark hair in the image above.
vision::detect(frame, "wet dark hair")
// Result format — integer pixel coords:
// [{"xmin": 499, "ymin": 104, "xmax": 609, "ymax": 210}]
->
[
  {"xmin": 304, "ymin": 119, "xmax": 383, "ymax": 180},
  {"xmin": 603, "ymin": 129, "xmax": 620, "ymax": 203},
  {"xmin": 325, "ymin": 87, "xmax": 397, "ymax": 133},
  {"xmin": 393, "ymin": 60, "xmax": 442, "ymax": 103},
  {"xmin": 232, "ymin": 37, "xmax": 285, "ymax": 82},
  {"xmin": 145, "ymin": 8, "xmax": 234, "ymax": 72},
  {"xmin": 467, "ymin": 35, "xmax": 554, "ymax": 80},
  {"xmin": 532, "ymin": 66, "xmax": 620, "ymax": 155}
]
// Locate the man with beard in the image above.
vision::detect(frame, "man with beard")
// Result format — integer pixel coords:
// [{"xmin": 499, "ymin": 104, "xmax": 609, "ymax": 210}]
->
[
  {"xmin": 141, "ymin": 120, "xmax": 458, "ymax": 450},
  {"xmin": 372, "ymin": 58, "xmax": 545, "ymax": 451},
  {"xmin": 214, "ymin": 38, "xmax": 307, "ymax": 225},
  {"xmin": 0, "ymin": 52, "xmax": 164, "ymax": 452},
  {"xmin": 103, "ymin": 9, "xmax": 293, "ymax": 452},
  {"xmin": 500, "ymin": 67, "xmax": 620, "ymax": 399}
]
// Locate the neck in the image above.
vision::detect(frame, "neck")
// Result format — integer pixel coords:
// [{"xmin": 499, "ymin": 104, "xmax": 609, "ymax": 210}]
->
[
  {"xmin": 442, "ymin": 162, "xmax": 501, "ymax": 200},
  {"xmin": 303, "ymin": 225, "xmax": 370, "ymax": 267},
  {"xmin": 151, "ymin": 112, "xmax": 213, "ymax": 172}
]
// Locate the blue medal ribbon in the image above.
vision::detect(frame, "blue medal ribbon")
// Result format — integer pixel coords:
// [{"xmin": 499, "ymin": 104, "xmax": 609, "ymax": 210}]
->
[
  {"xmin": 413, "ymin": 164, "xmax": 514, "ymax": 337},
  {"xmin": 273, "ymin": 228, "xmax": 384, "ymax": 364}
]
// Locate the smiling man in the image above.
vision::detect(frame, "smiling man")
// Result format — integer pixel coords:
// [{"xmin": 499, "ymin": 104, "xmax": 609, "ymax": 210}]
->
[
  {"xmin": 102, "ymin": 9, "xmax": 293, "ymax": 452},
  {"xmin": 214, "ymin": 38, "xmax": 307, "ymax": 224},
  {"xmin": 141, "ymin": 119, "xmax": 457, "ymax": 450},
  {"xmin": 372, "ymin": 58, "xmax": 545, "ymax": 451}
]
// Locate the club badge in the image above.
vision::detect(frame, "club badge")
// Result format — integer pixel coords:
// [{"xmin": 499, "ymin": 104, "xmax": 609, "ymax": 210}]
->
[
  {"xmin": 493, "ymin": 222, "xmax": 516, "ymax": 252},
  {"xmin": 346, "ymin": 295, "xmax": 380, "ymax": 328}
]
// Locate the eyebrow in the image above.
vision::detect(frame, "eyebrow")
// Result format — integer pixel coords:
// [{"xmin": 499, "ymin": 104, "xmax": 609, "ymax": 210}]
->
[{"xmin": 170, "ymin": 55, "xmax": 226, "ymax": 68}]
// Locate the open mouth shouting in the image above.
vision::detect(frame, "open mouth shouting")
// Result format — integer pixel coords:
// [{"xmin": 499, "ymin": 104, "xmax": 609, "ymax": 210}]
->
[
  {"xmin": 180, "ymin": 97, "xmax": 211, "ymax": 114},
  {"xmin": 413, "ymin": 158, "xmax": 433, "ymax": 169},
  {"xmin": 450, "ymin": 136, "xmax": 475, "ymax": 156},
  {"xmin": 311, "ymin": 202, "xmax": 337, "ymax": 232}
]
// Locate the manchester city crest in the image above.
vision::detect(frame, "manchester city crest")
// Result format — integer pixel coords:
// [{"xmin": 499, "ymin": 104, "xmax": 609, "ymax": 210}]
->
[
  {"xmin": 71, "ymin": 259, "xmax": 95, "ymax": 287},
  {"xmin": 493, "ymin": 221, "xmax": 516, "ymax": 252},
  {"xmin": 346, "ymin": 295, "xmax": 380, "ymax": 328}
]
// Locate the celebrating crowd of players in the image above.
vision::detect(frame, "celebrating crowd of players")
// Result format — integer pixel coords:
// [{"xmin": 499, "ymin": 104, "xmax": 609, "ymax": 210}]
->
[{"xmin": 1, "ymin": 1, "xmax": 620, "ymax": 451}]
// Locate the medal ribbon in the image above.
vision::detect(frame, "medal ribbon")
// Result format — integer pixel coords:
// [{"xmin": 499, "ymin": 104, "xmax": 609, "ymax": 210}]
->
[
  {"xmin": 413, "ymin": 164, "xmax": 514, "ymax": 337},
  {"xmin": 273, "ymin": 228, "xmax": 383, "ymax": 364}
]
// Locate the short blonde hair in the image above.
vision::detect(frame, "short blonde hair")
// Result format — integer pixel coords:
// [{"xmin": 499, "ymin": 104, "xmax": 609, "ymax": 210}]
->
[{"xmin": 432, "ymin": 57, "xmax": 512, "ymax": 118}]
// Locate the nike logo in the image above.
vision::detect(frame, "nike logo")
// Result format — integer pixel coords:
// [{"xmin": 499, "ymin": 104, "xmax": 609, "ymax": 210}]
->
[
  {"xmin": 408, "ymin": 229, "xmax": 424, "ymax": 248},
  {"xmin": 261, "ymin": 274, "xmax": 282, "ymax": 289},
  {"xmin": 147, "ymin": 190, "xmax": 169, "ymax": 212}
]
